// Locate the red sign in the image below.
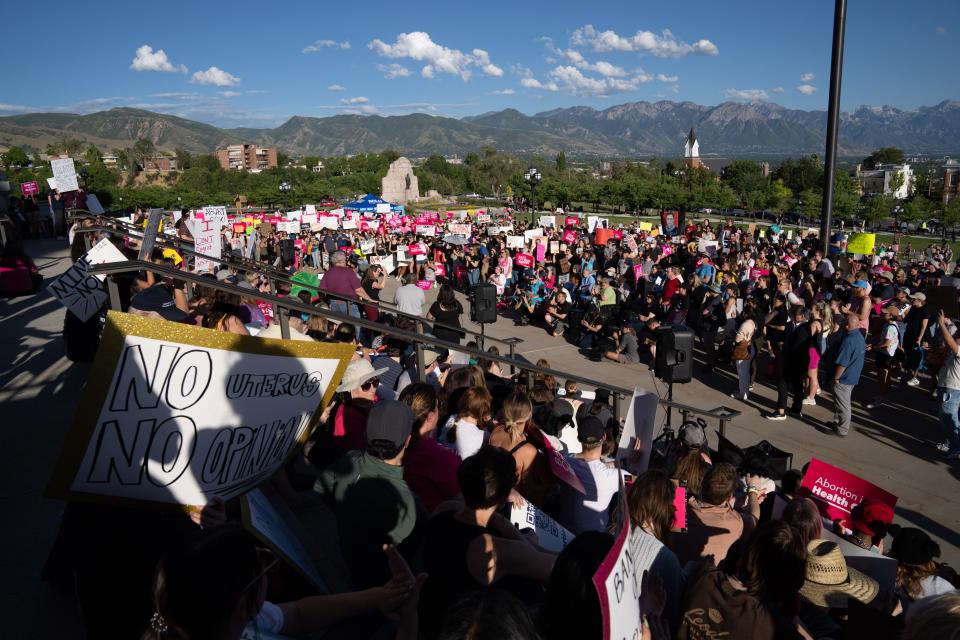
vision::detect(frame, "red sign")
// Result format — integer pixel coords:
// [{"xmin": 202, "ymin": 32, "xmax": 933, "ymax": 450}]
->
[
  {"xmin": 20, "ymin": 181, "xmax": 39, "ymax": 197},
  {"xmin": 434, "ymin": 263, "xmax": 446, "ymax": 276},
  {"xmin": 514, "ymin": 253, "xmax": 534, "ymax": 268},
  {"xmin": 408, "ymin": 243, "xmax": 425, "ymax": 256},
  {"xmin": 232, "ymin": 222, "xmax": 246, "ymax": 234},
  {"xmin": 672, "ymin": 484, "xmax": 687, "ymax": 531},
  {"xmin": 749, "ymin": 267, "xmax": 770, "ymax": 280},
  {"xmin": 565, "ymin": 215, "xmax": 579, "ymax": 227},
  {"xmin": 416, "ymin": 280, "xmax": 432, "ymax": 290},
  {"xmin": 539, "ymin": 429, "xmax": 585, "ymax": 494},
  {"xmin": 800, "ymin": 458, "xmax": 898, "ymax": 522},
  {"xmin": 613, "ymin": 230, "xmax": 623, "ymax": 240},
  {"xmin": 562, "ymin": 229, "xmax": 578, "ymax": 244}
]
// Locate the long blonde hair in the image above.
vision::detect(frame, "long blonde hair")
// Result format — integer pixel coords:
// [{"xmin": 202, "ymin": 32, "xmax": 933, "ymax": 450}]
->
[{"xmin": 501, "ymin": 390, "xmax": 532, "ymax": 441}]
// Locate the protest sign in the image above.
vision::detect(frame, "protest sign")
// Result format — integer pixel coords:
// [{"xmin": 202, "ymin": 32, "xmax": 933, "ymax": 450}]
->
[
  {"xmin": 448, "ymin": 223, "xmax": 471, "ymax": 236},
  {"xmin": 539, "ymin": 429, "xmax": 585, "ymax": 493},
  {"xmin": 51, "ymin": 157, "xmax": 79, "ymax": 192},
  {"xmin": 359, "ymin": 240, "xmax": 376, "ymax": 255},
  {"xmin": 562, "ymin": 229, "xmax": 578, "ymax": 244},
  {"xmin": 47, "ymin": 258, "xmax": 107, "ymax": 321},
  {"xmin": 509, "ymin": 495, "xmax": 574, "ymax": 553},
  {"xmin": 379, "ymin": 254, "xmax": 395, "ymax": 274},
  {"xmin": 374, "ymin": 203, "xmax": 391, "ymax": 214},
  {"xmin": 416, "ymin": 280, "xmax": 432, "ymax": 291},
  {"xmin": 203, "ymin": 206, "xmax": 228, "ymax": 227},
  {"xmin": 923, "ymin": 286, "xmax": 959, "ymax": 320},
  {"xmin": 846, "ymin": 233, "xmax": 876, "ymax": 255},
  {"xmin": 565, "ymin": 215, "xmax": 579, "ymax": 227},
  {"xmin": 138, "ymin": 208, "xmax": 165, "ymax": 261},
  {"xmin": 194, "ymin": 218, "xmax": 222, "ymax": 273},
  {"xmin": 242, "ymin": 489, "xmax": 327, "ymax": 592},
  {"xmin": 47, "ymin": 312, "xmax": 353, "ymax": 508},
  {"xmin": 506, "ymin": 235, "xmax": 525, "ymax": 249},
  {"xmin": 800, "ymin": 458, "xmax": 897, "ymax": 522},
  {"xmin": 341, "ymin": 219, "xmax": 357, "ymax": 230},
  {"xmin": 415, "ymin": 224, "xmax": 436, "ymax": 237},
  {"xmin": 20, "ymin": 180, "xmax": 39, "ymax": 197},
  {"xmin": 539, "ymin": 215, "xmax": 555, "ymax": 228},
  {"xmin": 697, "ymin": 239, "xmax": 718, "ymax": 257},
  {"xmin": 318, "ymin": 216, "xmax": 338, "ymax": 230},
  {"xmin": 638, "ymin": 221, "xmax": 653, "ymax": 232},
  {"xmin": 476, "ymin": 213, "xmax": 491, "ymax": 223},
  {"xmin": 83, "ymin": 237, "xmax": 128, "ymax": 280},
  {"xmin": 514, "ymin": 253, "xmax": 534, "ymax": 268},
  {"xmin": 549, "ymin": 241, "xmax": 560, "ymax": 254},
  {"xmin": 85, "ymin": 194, "xmax": 105, "ymax": 214},
  {"xmin": 524, "ymin": 229, "xmax": 543, "ymax": 243},
  {"xmin": 616, "ymin": 387, "xmax": 659, "ymax": 475}
]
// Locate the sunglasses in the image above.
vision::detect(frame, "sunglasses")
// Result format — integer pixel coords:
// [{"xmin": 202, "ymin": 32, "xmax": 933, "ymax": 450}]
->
[
  {"xmin": 361, "ymin": 377, "xmax": 380, "ymax": 391},
  {"xmin": 242, "ymin": 548, "xmax": 278, "ymax": 594}
]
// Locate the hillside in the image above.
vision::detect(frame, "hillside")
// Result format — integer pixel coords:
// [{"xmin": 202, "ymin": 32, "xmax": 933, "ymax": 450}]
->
[{"xmin": 2, "ymin": 100, "xmax": 958, "ymax": 158}]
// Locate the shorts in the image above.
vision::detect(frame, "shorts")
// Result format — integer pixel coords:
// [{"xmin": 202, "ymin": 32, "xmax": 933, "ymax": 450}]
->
[
  {"xmin": 618, "ymin": 354, "xmax": 640, "ymax": 364},
  {"xmin": 808, "ymin": 346, "xmax": 820, "ymax": 370},
  {"xmin": 875, "ymin": 350, "xmax": 893, "ymax": 370}
]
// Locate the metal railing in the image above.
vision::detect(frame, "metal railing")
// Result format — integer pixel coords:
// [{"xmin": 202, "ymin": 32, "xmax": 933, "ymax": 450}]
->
[
  {"xmin": 71, "ymin": 212, "xmax": 524, "ymax": 357},
  {"xmin": 87, "ymin": 258, "xmax": 740, "ymax": 433}
]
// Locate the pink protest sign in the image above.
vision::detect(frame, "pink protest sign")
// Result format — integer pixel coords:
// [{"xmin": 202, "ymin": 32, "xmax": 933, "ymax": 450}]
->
[
  {"xmin": 434, "ymin": 263, "xmax": 446, "ymax": 276},
  {"xmin": 633, "ymin": 264, "xmax": 644, "ymax": 284},
  {"xmin": 749, "ymin": 267, "xmax": 770, "ymax": 280},
  {"xmin": 514, "ymin": 253, "xmax": 534, "ymax": 268},
  {"xmin": 408, "ymin": 243, "xmax": 425, "ymax": 256},
  {"xmin": 672, "ymin": 484, "xmax": 687, "ymax": 531},
  {"xmin": 660, "ymin": 245, "xmax": 673, "ymax": 257},
  {"xmin": 20, "ymin": 181, "xmax": 39, "ymax": 197},
  {"xmin": 232, "ymin": 222, "xmax": 246, "ymax": 234},
  {"xmin": 416, "ymin": 280, "xmax": 432, "ymax": 290},
  {"xmin": 539, "ymin": 429, "xmax": 585, "ymax": 494},
  {"xmin": 565, "ymin": 216, "xmax": 579, "ymax": 226},
  {"xmin": 562, "ymin": 229, "xmax": 578, "ymax": 244},
  {"xmin": 613, "ymin": 230, "xmax": 623, "ymax": 240},
  {"xmin": 800, "ymin": 458, "xmax": 897, "ymax": 522}
]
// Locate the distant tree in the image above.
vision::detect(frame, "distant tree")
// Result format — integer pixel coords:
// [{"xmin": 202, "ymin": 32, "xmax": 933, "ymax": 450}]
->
[
  {"xmin": 555, "ymin": 151, "xmax": 567, "ymax": 173},
  {"xmin": 863, "ymin": 147, "xmax": 904, "ymax": 169},
  {"xmin": 767, "ymin": 179, "xmax": 794, "ymax": 213},
  {"xmin": 774, "ymin": 155, "xmax": 823, "ymax": 194},
  {"xmin": 131, "ymin": 138, "xmax": 156, "ymax": 169},
  {"xmin": 942, "ymin": 197, "xmax": 960, "ymax": 235},
  {"xmin": 1, "ymin": 146, "xmax": 29, "ymax": 168},
  {"xmin": 901, "ymin": 194, "xmax": 935, "ymax": 222},
  {"xmin": 888, "ymin": 170, "xmax": 906, "ymax": 198},
  {"xmin": 175, "ymin": 148, "xmax": 193, "ymax": 170},
  {"xmin": 84, "ymin": 144, "xmax": 102, "ymax": 165},
  {"xmin": 862, "ymin": 195, "xmax": 894, "ymax": 227},
  {"xmin": 464, "ymin": 152, "xmax": 480, "ymax": 167},
  {"xmin": 799, "ymin": 188, "xmax": 822, "ymax": 219},
  {"xmin": 276, "ymin": 151, "xmax": 290, "ymax": 167}
]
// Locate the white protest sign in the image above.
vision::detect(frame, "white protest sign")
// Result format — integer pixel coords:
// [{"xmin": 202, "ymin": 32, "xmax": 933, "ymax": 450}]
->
[
  {"xmin": 51, "ymin": 157, "xmax": 79, "ymax": 193},
  {"xmin": 476, "ymin": 213, "xmax": 491, "ymax": 223},
  {"xmin": 330, "ymin": 208, "xmax": 345, "ymax": 218},
  {"xmin": 415, "ymin": 224, "xmax": 436, "ymax": 237},
  {"xmin": 375, "ymin": 203, "xmax": 391, "ymax": 214},
  {"xmin": 379, "ymin": 254, "xmax": 395, "ymax": 274},
  {"xmin": 47, "ymin": 258, "xmax": 108, "ymax": 321},
  {"xmin": 359, "ymin": 240, "xmax": 376, "ymax": 255},
  {"xmin": 84, "ymin": 237, "xmax": 128, "ymax": 280},
  {"xmin": 47, "ymin": 312, "xmax": 354, "ymax": 507},
  {"xmin": 47, "ymin": 177, "xmax": 59, "ymax": 190},
  {"xmin": 510, "ymin": 495, "xmax": 573, "ymax": 553},
  {"xmin": 341, "ymin": 218, "xmax": 357, "ymax": 230},
  {"xmin": 539, "ymin": 215, "xmax": 555, "ymax": 228},
  {"xmin": 304, "ymin": 204, "xmax": 317, "ymax": 216},
  {"xmin": 448, "ymin": 223, "xmax": 471, "ymax": 236},
  {"xmin": 203, "ymin": 206, "xmax": 228, "ymax": 227},
  {"xmin": 697, "ymin": 239, "xmax": 718, "ymax": 257},
  {"xmin": 319, "ymin": 217, "xmax": 339, "ymax": 230},
  {"xmin": 588, "ymin": 216, "xmax": 600, "ymax": 232},
  {"xmin": 287, "ymin": 211, "xmax": 302, "ymax": 222},
  {"xmin": 86, "ymin": 194, "xmax": 105, "ymax": 214},
  {"xmin": 194, "ymin": 219, "xmax": 222, "ymax": 273},
  {"xmin": 616, "ymin": 387, "xmax": 659, "ymax": 475},
  {"xmin": 524, "ymin": 229, "xmax": 543, "ymax": 243},
  {"xmin": 242, "ymin": 489, "xmax": 327, "ymax": 592},
  {"xmin": 506, "ymin": 235, "xmax": 525, "ymax": 249}
]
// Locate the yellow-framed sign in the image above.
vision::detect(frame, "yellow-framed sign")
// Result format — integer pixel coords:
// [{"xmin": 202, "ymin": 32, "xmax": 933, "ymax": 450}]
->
[{"xmin": 47, "ymin": 311, "xmax": 353, "ymax": 509}]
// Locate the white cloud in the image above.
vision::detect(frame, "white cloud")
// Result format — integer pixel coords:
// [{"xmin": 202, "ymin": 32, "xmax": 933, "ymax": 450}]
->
[
  {"xmin": 377, "ymin": 63, "xmax": 411, "ymax": 79},
  {"xmin": 511, "ymin": 64, "xmax": 534, "ymax": 78},
  {"xmin": 521, "ymin": 77, "xmax": 559, "ymax": 91},
  {"xmin": 302, "ymin": 39, "xmax": 351, "ymax": 53},
  {"xmin": 130, "ymin": 45, "xmax": 187, "ymax": 73},
  {"xmin": 368, "ymin": 31, "xmax": 502, "ymax": 80},
  {"xmin": 327, "ymin": 84, "xmax": 346, "ymax": 92},
  {"xmin": 0, "ymin": 102, "xmax": 33, "ymax": 113},
  {"xmin": 540, "ymin": 38, "xmax": 627, "ymax": 77},
  {"xmin": 548, "ymin": 65, "xmax": 652, "ymax": 97},
  {"xmin": 492, "ymin": 88, "xmax": 515, "ymax": 95},
  {"xmin": 800, "ymin": 72, "xmax": 815, "ymax": 82},
  {"xmin": 190, "ymin": 66, "xmax": 240, "ymax": 87},
  {"xmin": 151, "ymin": 92, "xmax": 199, "ymax": 99},
  {"xmin": 723, "ymin": 88, "xmax": 769, "ymax": 100},
  {"xmin": 796, "ymin": 84, "xmax": 817, "ymax": 95},
  {"xmin": 219, "ymin": 91, "xmax": 242, "ymax": 97},
  {"xmin": 571, "ymin": 25, "xmax": 719, "ymax": 58},
  {"xmin": 339, "ymin": 96, "xmax": 369, "ymax": 105},
  {"xmin": 771, "ymin": 86, "xmax": 785, "ymax": 93},
  {"xmin": 655, "ymin": 73, "xmax": 679, "ymax": 83}
]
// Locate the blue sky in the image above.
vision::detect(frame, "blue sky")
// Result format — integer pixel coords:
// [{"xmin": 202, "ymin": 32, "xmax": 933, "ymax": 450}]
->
[{"xmin": 2, "ymin": 0, "xmax": 955, "ymax": 128}]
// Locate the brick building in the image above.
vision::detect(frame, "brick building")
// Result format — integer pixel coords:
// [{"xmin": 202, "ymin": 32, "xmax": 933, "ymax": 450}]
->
[{"xmin": 215, "ymin": 145, "xmax": 277, "ymax": 172}]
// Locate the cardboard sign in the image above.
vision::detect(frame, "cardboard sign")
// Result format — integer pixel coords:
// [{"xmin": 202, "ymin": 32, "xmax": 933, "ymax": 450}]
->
[
  {"xmin": 194, "ymin": 219, "xmax": 222, "ymax": 273},
  {"xmin": 20, "ymin": 180, "xmax": 39, "ymax": 197},
  {"xmin": 923, "ymin": 286, "xmax": 960, "ymax": 320},
  {"xmin": 47, "ymin": 257, "xmax": 108, "ymax": 321},
  {"xmin": 800, "ymin": 457, "xmax": 897, "ymax": 522},
  {"xmin": 540, "ymin": 429, "xmax": 585, "ymax": 494},
  {"xmin": 616, "ymin": 387, "xmax": 659, "ymax": 475},
  {"xmin": 51, "ymin": 157, "xmax": 80, "ymax": 192},
  {"xmin": 203, "ymin": 206, "xmax": 228, "ymax": 227},
  {"xmin": 846, "ymin": 233, "xmax": 876, "ymax": 255},
  {"xmin": 539, "ymin": 215, "xmax": 555, "ymax": 228},
  {"xmin": 514, "ymin": 253, "xmax": 534, "ymax": 268},
  {"xmin": 242, "ymin": 489, "xmax": 327, "ymax": 592},
  {"xmin": 562, "ymin": 229, "xmax": 578, "ymax": 244},
  {"xmin": 47, "ymin": 312, "xmax": 353, "ymax": 508},
  {"xmin": 379, "ymin": 254, "xmax": 395, "ymax": 275},
  {"xmin": 509, "ymin": 495, "xmax": 574, "ymax": 552},
  {"xmin": 359, "ymin": 240, "xmax": 376, "ymax": 255},
  {"xmin": 415, "ymin": 224, "xmax": 436, "ymax": 237},
  {"xmin": 506, "ymin": 235, "xmax": 525, "ymax": 249},
  {"xmin": 698, "ymin": 239, "xmax": 718, "ymax": 257},
  {"xmin": 524, "ymin": 229, "xmax": 543, "ymax": 243}
]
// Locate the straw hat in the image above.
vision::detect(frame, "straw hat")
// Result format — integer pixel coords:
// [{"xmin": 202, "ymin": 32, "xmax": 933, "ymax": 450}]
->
[
  {"xmin": 799, "ymin": 540, "xmax": 879, "ymax": 609},
  {"xmin": 335, "ymin": 358, "xmax": 389, "ymax": 393}
]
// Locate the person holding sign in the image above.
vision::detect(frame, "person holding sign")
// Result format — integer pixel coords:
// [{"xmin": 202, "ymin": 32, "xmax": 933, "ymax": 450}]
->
[{"xmin": 933, "ymin": 309, "xmax": 960, "ymax": 459}]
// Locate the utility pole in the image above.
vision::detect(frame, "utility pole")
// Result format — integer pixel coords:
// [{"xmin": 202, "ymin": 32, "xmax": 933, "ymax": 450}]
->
[{"xmin": 820, "ymin": 0, "xmax": 848, "ymax": 254}]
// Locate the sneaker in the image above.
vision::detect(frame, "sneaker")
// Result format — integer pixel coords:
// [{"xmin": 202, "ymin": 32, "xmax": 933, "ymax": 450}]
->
[
  {"xmin": 817, "ymin": 423, "xmax": 848, "ymax": 438},
  {"xmin": 748, "ymin": 384, "xmax": 755, "ymax": 391},
  {"xmin": 866, "ymin": 398, "xmax": 884, "ymax": 409},
  {"xmin": 935, "ymin": 441, "xmax": 952, "ymax": 454},
  {"xmin": 765, "ymin": 413, "xmax": 787, "ymax": 421},
  {"xmin": 906, "ymin": 377, "xmax": 920, "ymax": 387},
  {"xmin": 802, "ymin": 397, "xmax": 817, "ymax": 406},
  {"xmin": 729, "ymin": 393, "xmax": 747, "ymax": 401}
]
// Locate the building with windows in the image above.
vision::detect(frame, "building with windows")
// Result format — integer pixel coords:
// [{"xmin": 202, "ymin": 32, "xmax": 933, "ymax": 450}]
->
[
  {"xmin": 943, "ymin": 159, "xmax": 959, "ymax": 207},
  {"xmin": 215, "ymin": 145, "xmax": 277, "ymax": 172},
  {"xmin": 683, "ymin": 128, "xmax": 702, "ymax": 169},
  {"xmin": 855, "ymin": 163, "xmax": 913, "ymax": 199},
  {"xmin": 141, "ymin": 156, "xmax": 178, "ymax": 172}
]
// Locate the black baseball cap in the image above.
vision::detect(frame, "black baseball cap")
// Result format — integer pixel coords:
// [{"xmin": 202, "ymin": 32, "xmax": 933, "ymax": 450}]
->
[
  {"xmin": 577, "ymin": 415, "xmax": 605, "ymax": 443},
  {"xmin": 130, "ymin": 285, "xmax": 188, "ymax": 322}
]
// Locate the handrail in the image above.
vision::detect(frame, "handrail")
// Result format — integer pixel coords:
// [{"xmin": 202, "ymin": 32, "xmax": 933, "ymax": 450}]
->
[
  {"xmin": 71, "ymin": 212, "xmax": 520, "ymax": 351},
  {"xmin": 87, "ymin": 258, "xmax": 741, "ymax": 428}
]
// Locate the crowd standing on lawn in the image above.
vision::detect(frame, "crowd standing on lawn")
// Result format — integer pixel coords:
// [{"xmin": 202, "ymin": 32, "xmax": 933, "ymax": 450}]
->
[{"xmin": 7, "ymin": 202, "xmax": 960, "ymax": 639}]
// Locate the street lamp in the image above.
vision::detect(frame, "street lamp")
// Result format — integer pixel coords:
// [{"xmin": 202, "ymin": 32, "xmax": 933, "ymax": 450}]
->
[
  {"xmin": 279, "ymin": 181, "xmax": 292, "ymax": 211},
  {"xmin": 524, "ymin": 167, "xmax": 541, "ymax": 215}
]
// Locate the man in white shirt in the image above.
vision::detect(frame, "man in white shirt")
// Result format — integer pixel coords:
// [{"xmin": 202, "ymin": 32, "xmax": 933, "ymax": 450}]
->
[
  {"xmin": 393, "ymin": 272, "xmax": 426, "ymax": 316},
  {"xmin": 556, "ymin": 416, "xmax": 621, "ymax": 535}
]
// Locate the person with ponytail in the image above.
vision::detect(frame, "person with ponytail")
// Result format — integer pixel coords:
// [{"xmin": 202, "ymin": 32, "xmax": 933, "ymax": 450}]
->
[
  {"xmin": 489, "ymin": 389, "xmax": 552, "ymax": 507},
  {"xmin": 143, "ymin": 525, "xmax": 425, "ymax": 640}
]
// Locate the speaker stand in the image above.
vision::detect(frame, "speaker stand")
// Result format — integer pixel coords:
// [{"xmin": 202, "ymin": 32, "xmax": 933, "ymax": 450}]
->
[
  {"xmin": 478, "ymin": 322, "xmax": 486, "ymax": 351},
  {"xmin": 662, "ymin": 381, "xmax": 676, "ymax": 443}
]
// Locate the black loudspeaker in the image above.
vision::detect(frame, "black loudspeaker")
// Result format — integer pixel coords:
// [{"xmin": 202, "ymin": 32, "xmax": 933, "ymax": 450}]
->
[
  {"xmin": 471, "ymin": 283, "xmax": 498, "ymax": 324},
  {"xmin": 279, "ymin": 239, "xmax": 295, "ymax": 267},
  {"xmin": 655, "ymin": 327, "xmax": 693, "ymax": 383}
]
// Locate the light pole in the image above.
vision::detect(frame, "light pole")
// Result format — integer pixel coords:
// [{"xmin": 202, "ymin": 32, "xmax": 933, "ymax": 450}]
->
[
  {"xmin": 524, "ymin": 167, "xmax": 541, "ymax": 220},
  {"xmin": 279, "ymin": 181, "xmax": 292, "ymax": 211}
]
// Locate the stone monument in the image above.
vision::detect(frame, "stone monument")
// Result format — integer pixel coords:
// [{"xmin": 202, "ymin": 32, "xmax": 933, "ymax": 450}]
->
[{"xmin": 381, "ymin": 157, "xmax": 420, "ymax": 205}]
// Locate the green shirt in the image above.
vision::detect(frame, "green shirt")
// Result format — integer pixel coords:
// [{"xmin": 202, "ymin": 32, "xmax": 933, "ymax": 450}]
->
[{"xmin": 599, "ymin": 285, "xmax": 616, "ymax": 307}]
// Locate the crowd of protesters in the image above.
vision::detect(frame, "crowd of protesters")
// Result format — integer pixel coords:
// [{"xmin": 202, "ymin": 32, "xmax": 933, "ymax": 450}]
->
[{"xmin": 20, "ymin": 205, "xmax": 960, "ymax": 639}]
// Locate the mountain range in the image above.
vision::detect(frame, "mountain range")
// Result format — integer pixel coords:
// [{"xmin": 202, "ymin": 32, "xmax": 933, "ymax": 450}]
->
[{"xmin": 1, "ymin": 100, "xmax": 958, "ymax": 159}]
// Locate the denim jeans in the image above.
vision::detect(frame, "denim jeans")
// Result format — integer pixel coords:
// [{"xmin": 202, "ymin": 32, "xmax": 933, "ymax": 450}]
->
[
  {"xmin": 736, "ymin": 346, "xmax": 754, "ymax": 397},
  {"xmin": 467, "ymin": 268, "xmax": 480, "ymax": 286},
  {"xmin": 937, "ymin": 387, "xmax": 960, "ymax": 452},
  {"xmin": 311, "ymin": 249, "xmax": 321, "ymax": 269},
  {"xmin": 329, "ymin": 300, "xmax": 361, "ymax": 339}
]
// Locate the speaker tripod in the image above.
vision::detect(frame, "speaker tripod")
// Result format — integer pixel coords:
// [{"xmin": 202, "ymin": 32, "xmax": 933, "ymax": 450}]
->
[{"xmin": 662, "ymin": 381, "xmax": 676, "ymax": 443}]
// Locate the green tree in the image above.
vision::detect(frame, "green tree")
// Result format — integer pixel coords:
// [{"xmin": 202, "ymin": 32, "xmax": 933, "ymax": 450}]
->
[
  {"xmin": 863, "ymin": 147, "xmax": 904, "ymax": 169},
  {"xmin": 901, "ymin": 195, "xmax": 935, "ymax": 222},
  {"xmin": 942, "ymin": 197, "xmax": 960, "ymax": 236},
  {"xmin": 131, "ymin": 138, "xmax": 156, "ymax": 170},
  {"xmin": 767, "ymin": 179, "xmax": 794, "ymax": 213},
  {"xmin": 555, "ymin": 151, "xmax": 567, "ymax": 174},
  {"xmin": 2, "ymin": 146, "xmax": 30, "ymax": 168},
  {"xmin": 84, "ymin": 144, "xmax": 102, "ymax": 165},
  {"xmin": 799, "ymin": 188, "xmax": 822, "ymax": 219},
  {"xmin": 175, "ymin": 148, "xmax": 193, "ymax": 171},
  {"xmin": 862, "ymin": 195, "xmax": 894, "ymax": 228},
  {"xmin": 888, "ymin": 170, "xmax": 906, "ymax": 198}
]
